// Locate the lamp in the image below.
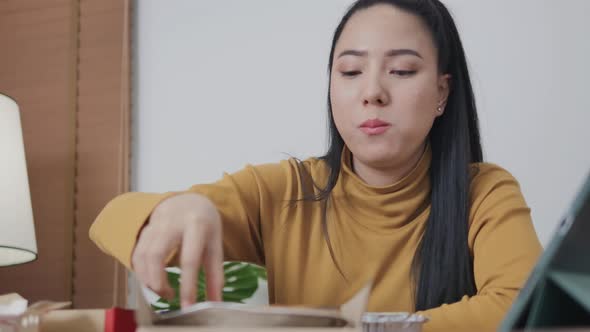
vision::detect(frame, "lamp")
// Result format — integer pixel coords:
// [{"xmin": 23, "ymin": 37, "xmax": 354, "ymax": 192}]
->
[{"xmin": 0, "ymin": 93, "xmax": 37, "ymax": 266}]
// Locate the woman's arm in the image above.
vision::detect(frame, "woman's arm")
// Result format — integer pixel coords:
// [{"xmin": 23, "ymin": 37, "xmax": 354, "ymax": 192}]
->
[
  {"xmin": 418, "ymin": 164, "xmax": 543, "ymax": 331},
  {"xmin": 89, "ymin": 160, "xmax": 299, "ymax": 269}
]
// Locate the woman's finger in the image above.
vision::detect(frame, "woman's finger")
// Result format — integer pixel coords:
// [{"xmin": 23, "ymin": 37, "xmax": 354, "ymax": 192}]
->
[
  {"xmin": 204, "ymin": 237, "xmax": 224, "ymax": 301},
  {"xmin": 132, "ymin": 224, "xmax": 155, "ymax": 287},
  {"xmin": 145, "ymin": 227, "xmax": 179, "ymax": 300},
  {"xmin": 179, "ymin": 223, "xmax": 207, "ymax": 308}
]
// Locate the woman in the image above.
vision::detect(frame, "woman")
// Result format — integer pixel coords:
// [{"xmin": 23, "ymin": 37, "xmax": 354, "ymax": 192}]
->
[{"xmin": 90, "ymin": 0, "xmax": 542, "ymax": 330}]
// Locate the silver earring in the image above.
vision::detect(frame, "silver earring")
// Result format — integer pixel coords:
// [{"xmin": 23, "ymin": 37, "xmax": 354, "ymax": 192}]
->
[{"xmin": 437, "ymin": 106, "xmax": 443, "ymax": 113}]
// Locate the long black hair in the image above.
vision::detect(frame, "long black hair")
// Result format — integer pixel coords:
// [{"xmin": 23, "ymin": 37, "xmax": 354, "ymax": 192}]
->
[{"xmin": 299, "ymin": 0, "xmax": 483, "ymax": 311}]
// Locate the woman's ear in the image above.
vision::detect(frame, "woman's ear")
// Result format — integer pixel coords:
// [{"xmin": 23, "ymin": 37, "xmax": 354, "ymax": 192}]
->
[{"xmin": 436, "ymin": 74, "xmax": 451, "ymax": 116}]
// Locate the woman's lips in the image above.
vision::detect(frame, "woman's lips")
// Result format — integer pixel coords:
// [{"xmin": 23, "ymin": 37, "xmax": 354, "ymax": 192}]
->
[
  {"xmin": 360, "ymin": 126, "xmax": 390, "ymax": 135},
  {"xmin": 359, "ymin": 119, "xmax": 392, "ymax": 135}
]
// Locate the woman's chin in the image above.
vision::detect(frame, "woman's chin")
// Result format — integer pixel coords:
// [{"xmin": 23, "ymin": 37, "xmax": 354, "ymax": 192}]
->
[{"xmin": 354, "ymin": 150, "xmax": 400, "ymax": 169}]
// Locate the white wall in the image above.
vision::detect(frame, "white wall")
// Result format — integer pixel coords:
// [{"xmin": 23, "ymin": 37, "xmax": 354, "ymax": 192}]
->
[
  {"xmin": 446, "ymin": 0, "xmax": 590, "ymax": 246},
  {"xmin": 133, "ymin": 0, "xmax": 590, "ymax": 270},
  {"xmin": 132, "ymin": 0, "xmax": 351, "ymax": 190}
]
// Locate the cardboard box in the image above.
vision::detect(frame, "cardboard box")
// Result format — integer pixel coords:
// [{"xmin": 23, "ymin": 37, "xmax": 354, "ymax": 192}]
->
[
  {"xmin": 0, "ymin": 293, "xmax": 71, "ymax": 332},
  {"xmin": 40, "ymin": 310, "xmax": 104, "ymax": 332},
  {"xmin": 134, "ymin": 279, "xmax": 370, "ymax": 331},
  {"xmin": 137, "ymin": 328, "xmax": 359, "ymax": 332}
]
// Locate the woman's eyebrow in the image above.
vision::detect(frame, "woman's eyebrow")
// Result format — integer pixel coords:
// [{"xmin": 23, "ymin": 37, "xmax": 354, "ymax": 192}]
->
[{"xmin": 337, "ymin": 49, "xmax": 423, "ymax": 59}]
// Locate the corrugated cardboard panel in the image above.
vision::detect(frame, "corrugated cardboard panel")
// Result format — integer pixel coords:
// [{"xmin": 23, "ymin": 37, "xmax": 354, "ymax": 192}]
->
[
  {"xmin": 73, "ymin": 0, "xmax": 130, "ymax": 308},
  {"xmin": 0, "ymin": 0, "xmax": 77, "ymax": 303},
  {"xmin": 0, "ymin": 0, "xmax": 130, "ymax": 308}
]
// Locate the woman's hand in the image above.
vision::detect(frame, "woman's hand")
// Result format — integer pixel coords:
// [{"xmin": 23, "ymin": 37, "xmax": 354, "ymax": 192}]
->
[{"xmin": 131, "ymin": 193, "xmax": 224, "ymax": 308}]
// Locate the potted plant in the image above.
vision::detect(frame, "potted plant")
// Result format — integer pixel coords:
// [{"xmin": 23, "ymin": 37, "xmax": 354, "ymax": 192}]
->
[{"xmin": 153, "ymin": 262, "xmax": 267, "ymax": 310}]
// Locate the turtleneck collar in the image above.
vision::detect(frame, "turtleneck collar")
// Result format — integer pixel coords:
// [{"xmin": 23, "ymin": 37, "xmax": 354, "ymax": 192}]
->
[{"xmin": 332, "ymin": 144, "xmax": 432, "ymax": 231}]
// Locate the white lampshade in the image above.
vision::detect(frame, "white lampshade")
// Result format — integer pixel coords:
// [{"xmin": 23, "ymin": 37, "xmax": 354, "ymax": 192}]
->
[{"xmin": 0, "ymin": 93, "xmax": 37, "ymax": 266}]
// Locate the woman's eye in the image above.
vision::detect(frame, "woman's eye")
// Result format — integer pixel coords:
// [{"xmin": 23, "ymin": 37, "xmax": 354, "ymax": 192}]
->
[
  {"xmin": 390, "ymin": 70, "xmax": 416, "ymax": 77},
  {"xmin": 341, "ymin": 71, "xmax": 361, "ymax": 77}
]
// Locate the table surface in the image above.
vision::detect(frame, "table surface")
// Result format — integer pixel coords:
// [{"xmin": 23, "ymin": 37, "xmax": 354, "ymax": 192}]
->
[{"xmin": 40, "ymin": 309, "xmax": 590, "ymax": 332}]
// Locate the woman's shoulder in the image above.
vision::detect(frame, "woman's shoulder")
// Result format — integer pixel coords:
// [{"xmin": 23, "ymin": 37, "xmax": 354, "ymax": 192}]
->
[
  {"xmin": 467, "ymin": 162, "xmax": 528, "ymax": 221},
  {"xmin": 466, "ymin": 162, "xmax": 540, "ymax": 254},
  {"xmin": 237, "ymin": 156, "xmax": 328, "ymax": 185},
  {"xmin": 469, "ymin": 162, "xmax": 523, "ymax": 200},
  {"xmin": 287, "ymin": 156, "xmax": 329, "ymax": 176},
  {"xmin": 469, "ymin": 162, "xmax": 520, "ymax": 189}
]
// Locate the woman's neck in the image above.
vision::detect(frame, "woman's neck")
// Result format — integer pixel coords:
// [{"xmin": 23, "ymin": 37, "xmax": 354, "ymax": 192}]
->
[{"xmin": 351, "ymin": 143, "xmax": 427, "ymax": 187}]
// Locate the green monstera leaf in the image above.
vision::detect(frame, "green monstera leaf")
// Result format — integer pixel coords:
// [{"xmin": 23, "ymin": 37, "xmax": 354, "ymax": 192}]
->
[{"xmin": 153, "ymin": 262, "xmax": 267, "ymax": 311}]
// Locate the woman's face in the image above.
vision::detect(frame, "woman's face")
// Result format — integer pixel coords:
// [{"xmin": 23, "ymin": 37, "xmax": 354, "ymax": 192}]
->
[{"xmin": 330, "ymin": 4, "xmax": 449, "ymax": 170}]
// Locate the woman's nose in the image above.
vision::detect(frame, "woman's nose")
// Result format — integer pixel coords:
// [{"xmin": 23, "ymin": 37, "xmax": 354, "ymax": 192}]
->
[{"xmin": 362, "ymin": 77, "xmax": 390, "ymax": 107}]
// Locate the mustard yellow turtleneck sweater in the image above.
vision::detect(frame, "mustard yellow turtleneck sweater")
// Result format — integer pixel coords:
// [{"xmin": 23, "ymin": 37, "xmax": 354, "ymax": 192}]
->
[{"xmin": 90, "ymin": 146, "xmax": 542, "ymax": 331}]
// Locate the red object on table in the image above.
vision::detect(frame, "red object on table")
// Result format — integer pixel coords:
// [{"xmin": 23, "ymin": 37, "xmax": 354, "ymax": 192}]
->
[{"xmin": 105, "ymin": 307, "xmax": 137, "ymax": 332}]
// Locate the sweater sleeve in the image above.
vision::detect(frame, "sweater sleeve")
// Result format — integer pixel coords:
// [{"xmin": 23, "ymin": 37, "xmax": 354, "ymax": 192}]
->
[
  {"xmin": 89, "ymin": 160, "xmax": 298, "ymax": 270},
  {"xmin": 418, "ymin": 164, "xmax": 543, "ymax": 332}
]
